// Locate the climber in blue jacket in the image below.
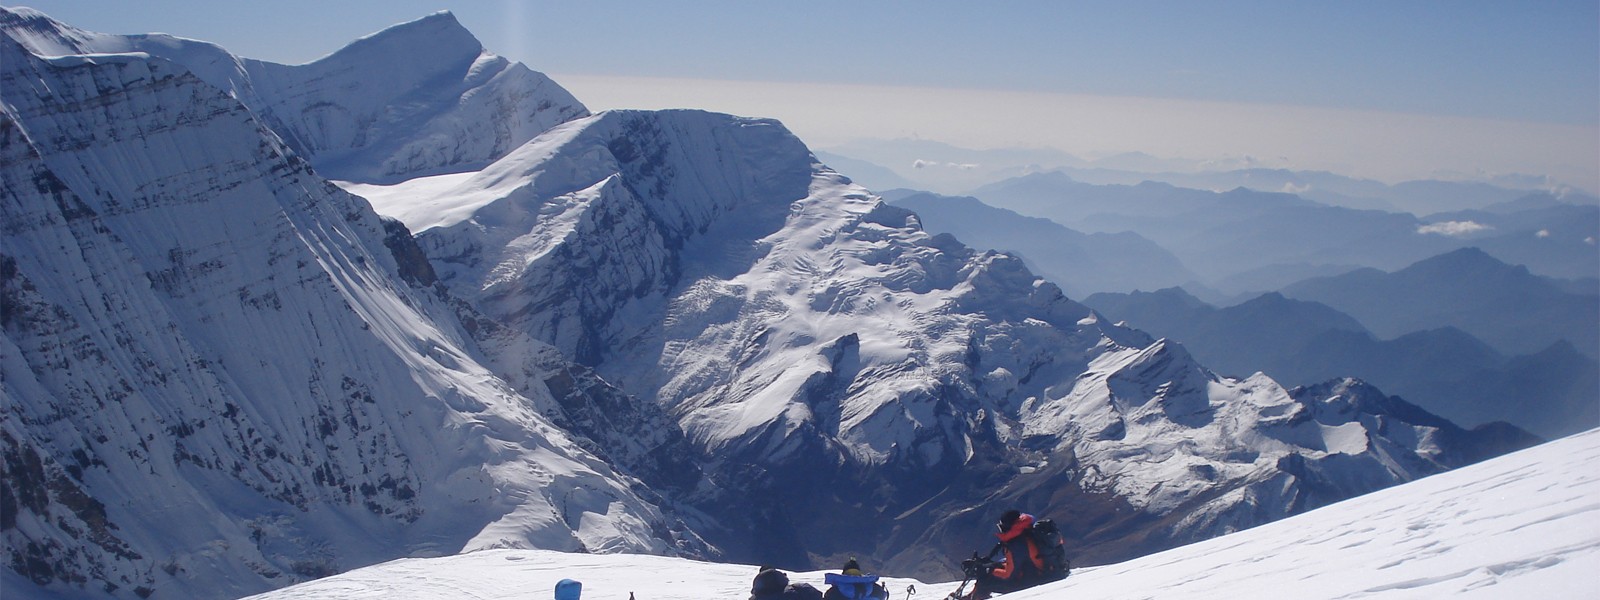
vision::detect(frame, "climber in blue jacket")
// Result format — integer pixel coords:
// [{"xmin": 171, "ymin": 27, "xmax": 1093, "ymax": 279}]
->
[{"xmin": 822, "ymin": 558, "xmax": 889, "ymax": 600}]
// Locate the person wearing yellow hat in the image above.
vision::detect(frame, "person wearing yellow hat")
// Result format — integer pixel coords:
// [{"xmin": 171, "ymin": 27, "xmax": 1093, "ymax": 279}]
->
[{"xmin": 823, "ymin": 558, "xmax": 888, "ymax": 600}]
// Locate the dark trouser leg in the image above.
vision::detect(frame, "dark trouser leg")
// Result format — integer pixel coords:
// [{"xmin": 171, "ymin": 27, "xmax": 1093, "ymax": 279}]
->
[{"xmin": 979, "ymin": 575, "xmax": 1036, "ymax": 598}]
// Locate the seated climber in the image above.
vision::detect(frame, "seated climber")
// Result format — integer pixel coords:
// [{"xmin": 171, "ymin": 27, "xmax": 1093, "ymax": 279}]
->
[{"xmin": 822, "ymin": 558, "xmax": 889, "ymax": 600}]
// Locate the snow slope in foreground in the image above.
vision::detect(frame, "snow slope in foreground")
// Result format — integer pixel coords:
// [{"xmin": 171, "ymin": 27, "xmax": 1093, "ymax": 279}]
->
[{"xmin": 246, "ymin": 428, "xmax": 1600, "ymax": 600}]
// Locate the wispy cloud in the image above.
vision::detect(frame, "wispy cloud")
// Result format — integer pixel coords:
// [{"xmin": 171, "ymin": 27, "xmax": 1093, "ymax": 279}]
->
[
  {"xmin": 1418, "ymin": 221, "xmax": 1493, "ymax": 236},
  {"xmin": 913, "ymin": 159, "xmax": 979, "ymax": 170}
]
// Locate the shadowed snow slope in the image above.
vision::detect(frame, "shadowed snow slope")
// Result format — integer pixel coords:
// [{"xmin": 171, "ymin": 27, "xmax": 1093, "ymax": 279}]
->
[{"xmin": 241, "ymin": 428, "xmax": 1600, "ymax": 599}]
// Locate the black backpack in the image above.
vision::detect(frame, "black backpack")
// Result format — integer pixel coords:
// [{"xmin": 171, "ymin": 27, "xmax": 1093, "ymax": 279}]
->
[{"xmin": 1028, "ymin": 518, "xmax": 1071, "ymax": 578}]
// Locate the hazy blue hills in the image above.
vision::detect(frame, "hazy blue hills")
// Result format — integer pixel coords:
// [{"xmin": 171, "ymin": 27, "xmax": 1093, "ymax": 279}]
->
[
  {"xmin": 970, "ymin": 172, "xmax": 1222, "ymax": 226},
  {"xmin": 815, "ymin": 150, "xmax": 917, "ymax": 192},
  {"xmin": 815, "ymin": 139, "xmax": 1080, "ymax": 194},
  {"xmin": 808, "ymin": 141, "xmax": 1593, "ymax": 218},
  {"xmin": 925, "ymin": 172, "xmax": 1597, "ymax": 439},
  {"xmin": 1418, "ymin": 194, "xmax": 1600, "ymax": 280},
  {"xmin": 973, "ymin": 174, "xmax": 1454, "ymax": 284},
  {"xmin": 1012, "ymin": 165, "xmax": 1586, "ymax": 216},
  {"xmin": 1082, "ymin": 289, "xmax": 1365, "ymax": 353},
  {"xmin": 1083, "ymin": 287, "xmax": 1597, "ymax": 438},
  {"xmin": 1290, "ymin": 330, "xmax": 1598, "ymax": 440},
  {"xmin": 972, "ymin": 172, "xmax": 1597, "ymax": 293},
  {"xmin": 887, "ymin": 191, "xmax": 1196, "ymax": 296},
  {"xmin": 1281, "ymin": 247, "xmax": 1599, "ymax": 359}
]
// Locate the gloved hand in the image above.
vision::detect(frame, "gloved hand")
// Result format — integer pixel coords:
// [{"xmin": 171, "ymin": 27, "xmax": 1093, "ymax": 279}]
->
[{"xmin": 960, "ymin": 557, "xmax": 993, "ymax": 578}]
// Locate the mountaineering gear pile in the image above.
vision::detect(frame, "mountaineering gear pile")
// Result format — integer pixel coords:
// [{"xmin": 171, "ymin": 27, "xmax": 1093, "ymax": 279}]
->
[{"xmin": 751, "ymin": 567, "xmax": 824, "ymax": 600}]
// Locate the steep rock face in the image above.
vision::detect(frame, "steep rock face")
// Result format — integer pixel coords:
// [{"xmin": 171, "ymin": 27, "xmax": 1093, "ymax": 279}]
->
[
  {"xmin": 367, "ymin": 107, "xmax": 1528, "ymax": 576},
  {"xmin": 0, "ymin": 37, "xmax": 698, "ymax": 599},
  {"xmin": 0, "ymin": 7, "xmax": 588, "ymax": 182}
]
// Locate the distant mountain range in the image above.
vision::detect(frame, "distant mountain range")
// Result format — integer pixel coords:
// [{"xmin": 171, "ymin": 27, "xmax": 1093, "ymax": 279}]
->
[
  {"xmin": 1035, "ymin": 166, "xmax": 1598, "ymax": 216},
  {"xmin": 813, "ymin": 141, "xmax": 1596, "ymax": 215},
  {"xmin": 1419, "ymin": 198, "xmax": 1600, "ymax": 282},
  {"xmin": 970, "ymin": 173, "xmax": 1449, "ymax": 284},
  {"xmin": 885, "ymin": 191, "xmax": 1195, "ymax": 297},
  {"xmin": 1281, "ymin": 247, "xmax": 1598, "ymax": 358},
  {"xmin": 814, "ymin": 150, "xmax": 917, "ymax": 191},
  {"xmin": 971, "ymin": 171, "xmax": 1599, "ymax": 286},
  {"xmin": 1085, "ymin": 275, "xmax": 1598, "ymax": 439},
  {"xmin": 814, "ymin": 139, "xmax": 1082, "ymax": 194}
]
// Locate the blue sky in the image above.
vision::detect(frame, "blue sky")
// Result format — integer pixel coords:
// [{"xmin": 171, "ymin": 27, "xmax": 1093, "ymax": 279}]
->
[{"xmin": 14, "ymin": 1, "xmax": 1599, "ymax": 187}]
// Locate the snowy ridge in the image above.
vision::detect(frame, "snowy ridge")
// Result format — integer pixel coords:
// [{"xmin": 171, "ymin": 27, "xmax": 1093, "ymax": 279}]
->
[
  {"xmin": 240, "ymin": 428, "xmax": 1600, "ymax": 599},
  {"xmin": 368, "ymin": 109, "xmax": 816, "ymax": 370},
  {"xmin": 0, "ymin": 7, "xmax": 589, "ymax": 182},
  {"xmin": 0, "ymin": 31, "xmax": 694, "ymax": 599},
  {"xmin": 358, "ymin": 101, "xmax": 1526, "ymax": 575}
]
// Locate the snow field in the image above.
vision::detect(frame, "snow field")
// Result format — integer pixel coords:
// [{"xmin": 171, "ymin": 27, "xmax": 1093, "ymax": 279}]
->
[
  {"xmin": 1021, "ymin": 427, "xmax": 1600, "ymax": 599},
  {"xmin": 243, "ymin": 549, "xmax": 951, "ymax": 600},
  {"xmin": 248, "ymin": 428, "xmax": 1600, "ymax": 599}
]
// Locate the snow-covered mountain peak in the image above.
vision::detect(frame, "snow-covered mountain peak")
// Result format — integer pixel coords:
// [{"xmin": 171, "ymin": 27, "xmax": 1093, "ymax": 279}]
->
[
  {"xmin": 358, "ymin": 109, "xmax": 811, "ymax": 235},
  {"xmin": 2, "ymin": 6, "xmax": 182, "ymax": 55},
  {"xmin": 1, "ymin": 24, "xmax": 699, "ymax": 598},
  {"xmin": 311, "ymin": 10, "xmax": 479, "ymax": 67},
  {"xmin": 343, "ymin": 92, "xmax": 1526, "ymax": 576},
  {"xmin": 241, "ymin": 18, "xmax": 589, "ymax": 182},
  {"xmin": 1021, "ymin": 334, "xmax": 1483, "ymax": 521},
  {"xmin": 2, "ymin": 6, "xmax": 590, "ymax": 184},
  {"xmin": 1, "ymin": 5, "xmax": 250, "ymax": 92},
  {"xmin": 1, "ymin": 6, "xmax": 103, "ymax": 53}
]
